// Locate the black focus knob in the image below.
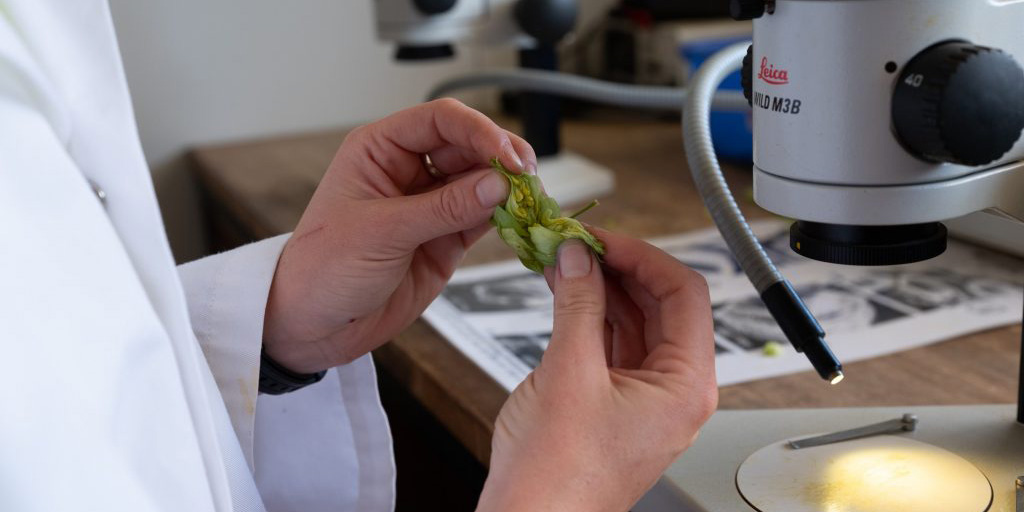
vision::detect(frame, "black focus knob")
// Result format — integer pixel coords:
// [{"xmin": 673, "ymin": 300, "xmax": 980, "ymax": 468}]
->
[
  {"xmin": 741, "ymin": 44, "xmax": 753, "ymax": 106},
  {"xmin": 413, "ymin": 0, "xmax": 457, "ymax": 15},
  {"xmin": 514, "ymin": 0, "xmax": 576, "ymax": 45},
  {"xmin": 892, "ymin": 41, "xmax": 1024, "ymax": 167},
  {"xmin": 729, "ymin": 0, "xmax": 765, "ymax": 20}
]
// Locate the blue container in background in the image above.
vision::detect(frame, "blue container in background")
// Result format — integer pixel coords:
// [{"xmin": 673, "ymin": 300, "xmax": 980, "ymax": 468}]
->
[{"xmin": 680, "ymin": 36, "xmax": 753, "ymax": 162}]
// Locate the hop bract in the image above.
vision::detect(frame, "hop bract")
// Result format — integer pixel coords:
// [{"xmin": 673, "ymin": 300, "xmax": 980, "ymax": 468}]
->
[{"xmin": 489, "ymin": 157, "xmax": 605, "ymax": 273}]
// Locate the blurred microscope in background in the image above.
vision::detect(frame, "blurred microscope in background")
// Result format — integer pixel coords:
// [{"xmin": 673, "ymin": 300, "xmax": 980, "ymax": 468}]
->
[{"xmin": 374, "ymin": 0, "xmax": 755, "ymax": 203}]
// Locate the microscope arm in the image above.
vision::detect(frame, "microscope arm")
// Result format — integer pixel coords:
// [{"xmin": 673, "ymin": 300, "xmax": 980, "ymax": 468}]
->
[{"xmin": 981, "ymin": 162, "xmax": 1024, "ymax": 223}]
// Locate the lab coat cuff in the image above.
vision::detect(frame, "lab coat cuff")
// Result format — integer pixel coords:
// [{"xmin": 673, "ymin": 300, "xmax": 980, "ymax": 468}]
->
[{"xmin": 177, "ymin": 233, "xmax": 291, "ymax": 470}]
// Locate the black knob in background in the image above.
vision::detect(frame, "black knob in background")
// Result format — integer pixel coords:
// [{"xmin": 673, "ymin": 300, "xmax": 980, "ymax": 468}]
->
[
  {"xmin": 413, "ymin": 0, "xmax": 457, "ymax": 15},
  {"xmin": 395, "ymin": 44, "xmax": 455, "ymax": 61},
  {"xmin": 518, "ymin": 46, "xmax": 562, "ymax": 157},
  {"xmin": 514, "ymin": 0, "xmax": 577, "ymax": 45},
  {"xmin": 892, "ymin": 41, "xmax": 1024, "ymax": 167},
  {"xmin": 741, "ymin": 44, "xmax": 753, "ymax": 106},
  {"xmin": 790, "ymin": 221, "xmax": 947, "ymax": 266},
  {"xmin": 729, "ymin": 0, "xmax": 765, "ymax": 20}
]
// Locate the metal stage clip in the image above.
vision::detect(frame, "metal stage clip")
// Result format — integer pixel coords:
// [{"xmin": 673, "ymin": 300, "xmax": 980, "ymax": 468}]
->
[{"xmin": 788, "ymin": 414, "xmax": 919, "ymax": 449}]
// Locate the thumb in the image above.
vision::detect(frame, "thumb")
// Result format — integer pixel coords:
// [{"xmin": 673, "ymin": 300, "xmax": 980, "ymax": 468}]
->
[
  {"xmin": 390, "ymin": 169, "xmax": 508, "ymax": 245},
  {"xmin": 546, "ymin": 240, "xmax": 607, "ymax": 370}
]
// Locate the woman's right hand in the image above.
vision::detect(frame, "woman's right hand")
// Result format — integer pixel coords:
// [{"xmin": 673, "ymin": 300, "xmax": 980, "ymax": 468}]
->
[{"xmin": 477, "ymin": 228, "xmax": 718, "ymax": 512}]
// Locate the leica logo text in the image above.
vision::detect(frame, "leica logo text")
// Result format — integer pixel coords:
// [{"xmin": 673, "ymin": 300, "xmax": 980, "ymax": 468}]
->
[{"xmin": 758, "ymin": 57, "xmax": 789, "ymax": 85}]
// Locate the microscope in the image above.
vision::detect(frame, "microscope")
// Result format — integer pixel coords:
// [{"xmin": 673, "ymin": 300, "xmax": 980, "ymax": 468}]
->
[{"xmin": 375, "ymin": 0, "xmax": 618, "ymax": 206}]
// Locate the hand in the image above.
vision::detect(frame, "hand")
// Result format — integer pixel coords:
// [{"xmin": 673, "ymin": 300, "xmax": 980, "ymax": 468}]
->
[
  {"xmin": 263, "ymin": 99, "xmax": 537, "ymax": 373},
  {"xmin": 477, "ymin": 229, "xmax": 718, "ymax": 512}
]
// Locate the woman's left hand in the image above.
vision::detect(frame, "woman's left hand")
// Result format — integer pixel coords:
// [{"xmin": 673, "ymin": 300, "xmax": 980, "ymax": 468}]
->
[{"xmin": 262, "ymin": 99, "xmax": 536, "ymax": 373}]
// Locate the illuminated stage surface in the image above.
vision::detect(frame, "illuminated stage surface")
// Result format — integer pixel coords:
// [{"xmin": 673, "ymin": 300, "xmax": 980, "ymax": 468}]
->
[
  {"xmin": 635, "ymin": 405, "xmax": 1023, "ymax": 512},
  {"xmin": 737, "ymin": 435, "xmax": 991, "ymax": 511}
]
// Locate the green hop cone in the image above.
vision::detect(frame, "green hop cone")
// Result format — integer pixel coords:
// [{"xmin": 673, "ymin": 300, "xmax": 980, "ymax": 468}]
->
[{"xmin": 489, "ymin": 157, "xmax": 605, "ymax": 273}]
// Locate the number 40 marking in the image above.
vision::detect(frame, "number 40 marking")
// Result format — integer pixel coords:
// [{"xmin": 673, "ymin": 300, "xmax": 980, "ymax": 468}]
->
[{"xmin": 904, "ymin": 74, "xmax": 924, "ymax": 87}]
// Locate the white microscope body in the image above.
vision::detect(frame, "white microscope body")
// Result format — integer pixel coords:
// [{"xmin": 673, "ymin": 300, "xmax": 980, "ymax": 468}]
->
[
  {"xmin": 752, "ymin": 0, "xmax": 1024, "ymax": 227},
  {"xmin": 374, "ymin": 0, "xmax": 528, "ymax": 49}
]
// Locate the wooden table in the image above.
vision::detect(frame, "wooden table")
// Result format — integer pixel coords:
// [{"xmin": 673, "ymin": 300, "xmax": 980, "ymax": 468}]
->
[{"xmin": 191, "ymin": 117, "xmax": 1022, "ymax": 469}]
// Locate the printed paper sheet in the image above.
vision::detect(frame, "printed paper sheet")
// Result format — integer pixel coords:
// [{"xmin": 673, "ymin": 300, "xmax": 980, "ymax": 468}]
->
[{"xmin": 423, "ymin": 220, "xmax": 1024, "ymax": 391}]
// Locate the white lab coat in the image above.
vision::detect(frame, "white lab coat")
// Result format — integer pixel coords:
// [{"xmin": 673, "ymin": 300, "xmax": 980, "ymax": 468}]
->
[{"xmin": 0, "ymin": 2, "xmax": 395, "ymax": 511}]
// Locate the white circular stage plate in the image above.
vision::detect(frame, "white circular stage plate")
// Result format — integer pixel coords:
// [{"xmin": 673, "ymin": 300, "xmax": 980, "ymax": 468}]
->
[{"xmin": 736, "ymin": 434, "xmax": 992, "ymax": 512}]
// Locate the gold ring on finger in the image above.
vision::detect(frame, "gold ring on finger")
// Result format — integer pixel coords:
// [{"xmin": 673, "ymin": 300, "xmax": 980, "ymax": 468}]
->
[{"xmin": 422, "ymin": 154, "xmax": 444, "ymax": 180}]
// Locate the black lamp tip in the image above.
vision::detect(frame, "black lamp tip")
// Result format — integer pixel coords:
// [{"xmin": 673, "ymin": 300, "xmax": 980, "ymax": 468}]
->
[{"xmin": 760, "ymin": 280, "xmax": 844, "ymax": 383}]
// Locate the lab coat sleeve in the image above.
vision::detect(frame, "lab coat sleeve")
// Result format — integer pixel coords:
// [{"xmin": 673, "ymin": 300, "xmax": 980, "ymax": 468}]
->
[{"xmin": 177, "ymin": 236, "xmax": 397, "ymax": 511}]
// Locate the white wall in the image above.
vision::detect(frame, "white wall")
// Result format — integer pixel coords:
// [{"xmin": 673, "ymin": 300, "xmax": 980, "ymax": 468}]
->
[{"xmin": 109, "ymin": 0, "xmax": 507, "ymax": 261}]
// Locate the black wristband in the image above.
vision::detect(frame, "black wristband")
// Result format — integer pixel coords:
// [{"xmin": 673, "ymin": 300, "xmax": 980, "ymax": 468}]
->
[{"xmin": 258, "ymin": 349, "xmax": 327, "ymax": 395}]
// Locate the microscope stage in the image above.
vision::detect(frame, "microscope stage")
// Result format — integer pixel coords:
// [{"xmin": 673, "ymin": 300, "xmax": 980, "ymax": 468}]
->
[
  {"xmin": 635, "ymin": 405, "xmax": 1023, "ymax": 512},
  {"xmin": 736, "ymin": 434, "xmax": 991, "ymax": 512}
]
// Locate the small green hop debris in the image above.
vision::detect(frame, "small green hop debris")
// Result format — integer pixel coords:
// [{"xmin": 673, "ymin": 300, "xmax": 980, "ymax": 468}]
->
[
  {"xmin": 489, "ymin": 157, "xmax": 605, "ymax": 273},
  {"xmin": 762, "ymin": 340, "xmax": 784, "ymax": 357}
]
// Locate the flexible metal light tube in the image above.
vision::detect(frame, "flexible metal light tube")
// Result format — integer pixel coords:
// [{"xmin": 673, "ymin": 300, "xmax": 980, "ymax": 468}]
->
[
  {"xmin": 683, "ymin": 43, "xmax": 842, "ymax": 382},
  {"xmin": 427, "ymin": 68, "xmax": 750, "ymax": 111},
  {"xmin": 682, "ymin": 42, "xmax": 781, "ymax": 292}
]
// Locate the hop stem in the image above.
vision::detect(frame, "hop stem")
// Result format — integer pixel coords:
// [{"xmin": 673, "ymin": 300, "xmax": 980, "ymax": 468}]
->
[{"xmin": 568, "ymin": 200, "xmax": 599, "ymax": 219}]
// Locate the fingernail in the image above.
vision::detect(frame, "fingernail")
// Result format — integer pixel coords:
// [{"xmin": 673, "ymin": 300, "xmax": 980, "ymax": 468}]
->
[
  {"xmin": 504, "ymin": 148, "xmax": 524, "ymax": 171},
  {"xmin": 558, "ymin": 240, "xmax": 592, "ymax": 278},
  {"xmin": 526, "ymin": 162, "xmax": 538, "ymax": 175},
  {"xmin": 476, "ymin": 171, "xmax": 509, "ymax": 207}
]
